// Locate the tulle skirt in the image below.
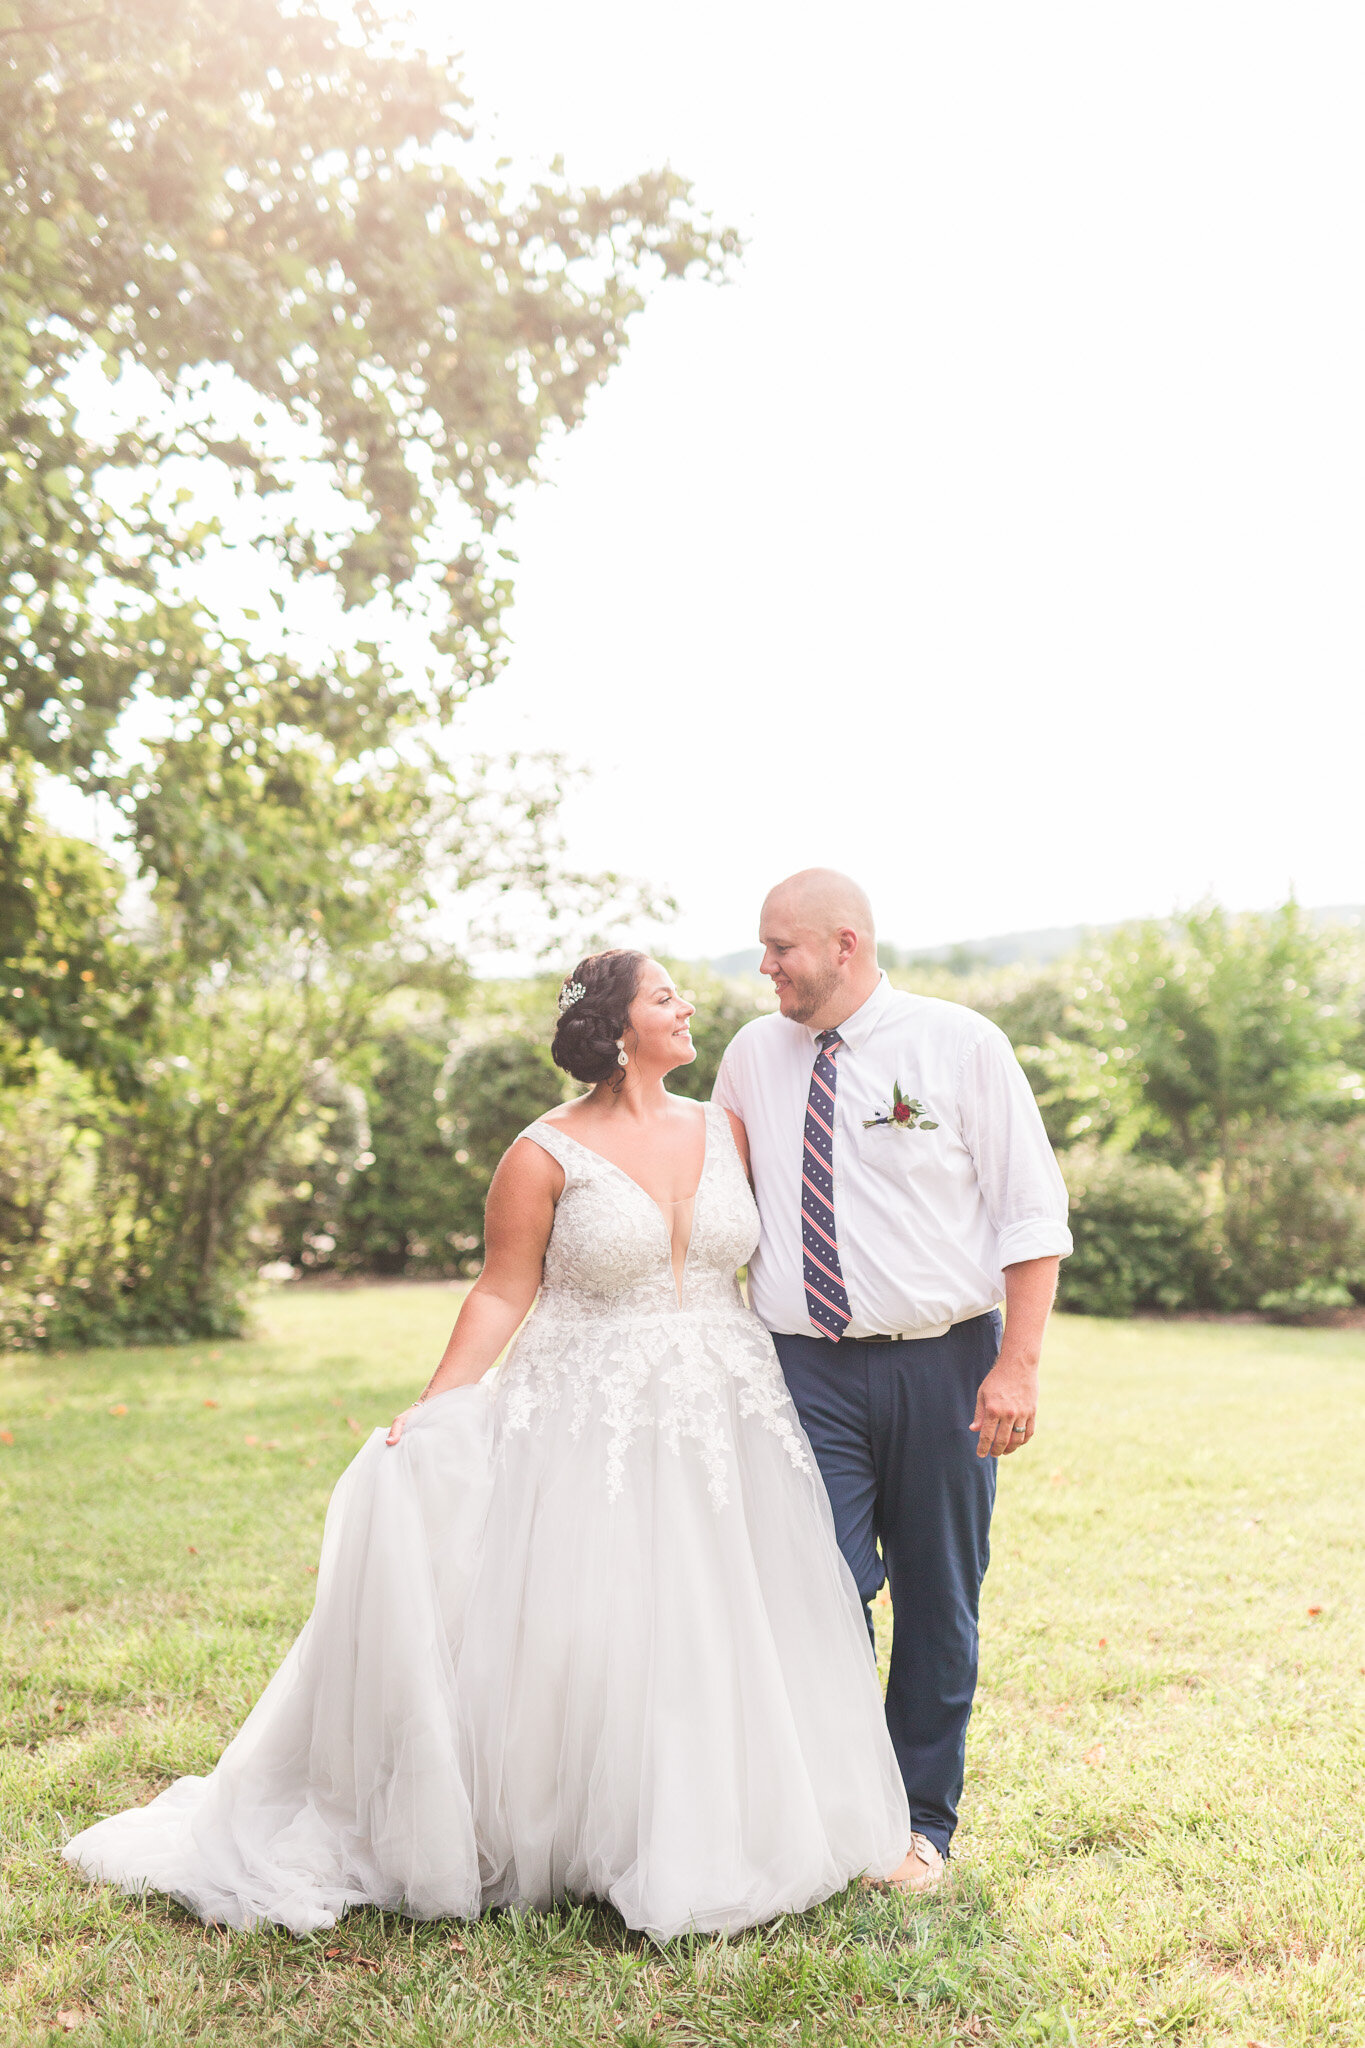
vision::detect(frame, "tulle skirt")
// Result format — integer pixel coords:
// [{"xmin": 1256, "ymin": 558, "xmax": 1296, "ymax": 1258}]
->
[{"xmin": 63, "ymin": 1342, "xmax": 910, "ymax": 1939}]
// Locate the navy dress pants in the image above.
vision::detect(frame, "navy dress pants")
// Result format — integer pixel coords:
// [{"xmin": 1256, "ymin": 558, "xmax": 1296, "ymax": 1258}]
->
[{"xmin": 772, "ymin": 1312, "xmax": 1002, "ymax": 1859}]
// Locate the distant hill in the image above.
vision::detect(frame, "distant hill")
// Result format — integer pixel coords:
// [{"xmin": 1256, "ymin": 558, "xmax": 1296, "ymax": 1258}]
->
[{"xmin": 711, "ymin": 904, "xmax": 1364, "ymax": 981}]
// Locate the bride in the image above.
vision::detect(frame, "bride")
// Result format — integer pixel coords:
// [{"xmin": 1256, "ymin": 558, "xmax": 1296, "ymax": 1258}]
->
[{"xmin": 64, "ymin": 951, "xmax": 914, "ymax": 1938}]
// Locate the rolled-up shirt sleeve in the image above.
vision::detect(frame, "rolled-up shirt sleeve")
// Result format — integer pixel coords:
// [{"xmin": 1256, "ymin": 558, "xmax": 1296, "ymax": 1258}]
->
[{"xmin": 956, "ymin": 1024, "xmax": 1073, "ymax": 1267}]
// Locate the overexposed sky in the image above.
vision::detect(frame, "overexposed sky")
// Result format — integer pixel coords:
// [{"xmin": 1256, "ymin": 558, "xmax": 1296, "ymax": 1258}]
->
[
  {"xmin": 410, "ymin": 2, "xmax": 1363, "ymax": 960},
  {"xmin": 52, "ymin": 4, "xmax": 1364, "ymax": 966}
]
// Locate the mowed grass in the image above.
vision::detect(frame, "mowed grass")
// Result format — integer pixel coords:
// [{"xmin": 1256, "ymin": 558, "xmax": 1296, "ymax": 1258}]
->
[{"xmin": 1, "ymin": 1290, "xmax": 1363, "ymax": 2048}]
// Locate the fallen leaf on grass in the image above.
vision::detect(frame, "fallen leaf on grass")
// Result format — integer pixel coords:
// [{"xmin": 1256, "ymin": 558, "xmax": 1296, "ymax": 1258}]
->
[
  {"xmin": 345, "ymin": 1417, "xmax": 363, "ymax": 1435},
  {"xmin": 964, "ymin": 2021, "xmax": 984, "ymax": 2041},
  {"xmin": 203, "ymin": 1398, "xmax": 219, "ymax": 1409},
  {"xmin": 187, "ymin": 1546, "xmax": 198, "ymax": 1555},
  {"xmin": 1083, "ymin": 1743, "xmax": 1107, "ymax": 1766},
  {"xmin": 1098, "ymin": 1637, "xmax": 1107, "ymax": 1648},
  {"xmin": 243, "ymin": 1434, "xmax": 259, "ymax": 1447},
  {"xmin": 108, "ymin": 1404, "xmax": 127, "ymax": 1417},
  {"xmin": 55, "ymin": 2012, "xmax": 88, "ymax": 2033},
  {"xmin": 1307, "ymin": 1606, "xmax": 1323, "ymax": 1617},
  {"xmin": 852, "ymin": 1991, "xmax": 865, "ymax": 2008},
  {"xmin": 262, "ymin": 1439, "xmax": 282, "ymax": 1450},
  {"xmin": 0, "ymin": 1429, "xmax": 13, "ymax": 1446},
  {"xmin": 448, "ymin": 1933, "xmax": 466, "ymax": 1953}
]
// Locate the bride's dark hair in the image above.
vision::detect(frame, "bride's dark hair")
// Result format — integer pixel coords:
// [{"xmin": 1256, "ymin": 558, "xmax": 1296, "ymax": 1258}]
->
[{"xmin": 551, "ymin": 949, "xmax": 648, "ymax": 1086}]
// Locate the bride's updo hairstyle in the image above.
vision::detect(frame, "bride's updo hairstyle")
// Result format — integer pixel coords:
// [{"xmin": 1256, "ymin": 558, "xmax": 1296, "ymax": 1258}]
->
[{"xmin": 551, "ymin": 949, "xmax": 648, "ymax": 1086}]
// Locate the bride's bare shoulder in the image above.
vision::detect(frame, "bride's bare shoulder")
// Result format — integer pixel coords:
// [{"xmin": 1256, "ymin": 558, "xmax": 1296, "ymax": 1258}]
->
[
  {"xmin": 495, "ymin": 1125, "xmax": 567, "ymax": 1197},
  {"xmin": 662, "ymin": 1093, "xmax": 710, "ymax": 1129},
  {"xmin": 537, "ymin": 1099, "xmax": 590, "ymax": 1130}
]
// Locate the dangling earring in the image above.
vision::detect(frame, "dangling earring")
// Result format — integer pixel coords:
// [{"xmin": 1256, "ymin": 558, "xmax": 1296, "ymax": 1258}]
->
[{"xmin": 616, "ymin": 1039, "xmax": 629, "ymax": 1068}]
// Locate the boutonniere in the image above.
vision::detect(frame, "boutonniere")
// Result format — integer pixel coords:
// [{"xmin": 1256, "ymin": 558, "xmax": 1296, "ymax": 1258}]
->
[{"xmin": 864, "ymin": 1081, "xmax": 938, "ymax": 1132}]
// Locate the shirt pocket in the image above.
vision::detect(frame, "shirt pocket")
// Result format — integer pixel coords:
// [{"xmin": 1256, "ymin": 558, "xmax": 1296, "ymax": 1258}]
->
[{"xmin": 854, "ymin": 1113, "xmax": 942, "ymax": 1186}]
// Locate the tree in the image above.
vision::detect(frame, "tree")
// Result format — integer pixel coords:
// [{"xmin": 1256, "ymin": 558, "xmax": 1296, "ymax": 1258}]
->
[
  {"xmin": 0, "ymin": 768, "xmax": 148, "ymax": 1084},
  {"xmin": 0, "ymin": 0, "xmax": 730, "ymax": 1339},
  {"xmin": 1, "ymin": 0, "xmax": 735, "ymax": 791},
  {"xmin": 1061, "ymin": 905, "xmax": 1365, "ymax": 1173}
]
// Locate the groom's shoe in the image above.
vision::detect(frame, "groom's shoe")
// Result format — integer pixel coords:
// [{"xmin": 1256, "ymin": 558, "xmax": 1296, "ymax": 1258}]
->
[{"xmin": 887, "ymin": 1832, "xmax": 946, "ymax": 1895}]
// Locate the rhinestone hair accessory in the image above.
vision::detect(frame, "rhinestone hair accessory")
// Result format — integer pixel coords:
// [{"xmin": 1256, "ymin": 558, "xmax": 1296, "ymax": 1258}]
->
[{"xmin": 557, "ymin": 979, "xmax": 586, "ymax": 1017}]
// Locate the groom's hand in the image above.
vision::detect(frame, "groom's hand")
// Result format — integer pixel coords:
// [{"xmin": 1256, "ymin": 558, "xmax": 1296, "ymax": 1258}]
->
[{"xmin": 969, "ymin": 1350, "xmax": 1039, "ymax": 1458}]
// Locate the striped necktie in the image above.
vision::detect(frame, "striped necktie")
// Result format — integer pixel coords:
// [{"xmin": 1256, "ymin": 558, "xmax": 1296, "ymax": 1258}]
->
[{"xmin": 802, "ymin": 1027, "xmax": 852, "ymax": 1340}]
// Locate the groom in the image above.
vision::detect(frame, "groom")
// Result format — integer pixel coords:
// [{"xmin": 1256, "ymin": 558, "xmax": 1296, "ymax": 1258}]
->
[{"xmin": 714, "ymin": 869, "xmax": 1072, "ymax": 1892}]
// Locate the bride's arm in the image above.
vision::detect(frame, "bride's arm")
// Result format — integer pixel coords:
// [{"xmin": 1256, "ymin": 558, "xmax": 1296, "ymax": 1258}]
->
[{"xmin": 385, "ymin": 1137, "xmax": 562, "ymax": 1445}]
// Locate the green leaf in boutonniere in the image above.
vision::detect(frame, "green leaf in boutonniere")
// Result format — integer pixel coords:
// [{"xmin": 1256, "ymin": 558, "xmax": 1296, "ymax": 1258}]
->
[{"xmin": 862, "ymin": 1084, "xmax": 938, "ymax": 1131}]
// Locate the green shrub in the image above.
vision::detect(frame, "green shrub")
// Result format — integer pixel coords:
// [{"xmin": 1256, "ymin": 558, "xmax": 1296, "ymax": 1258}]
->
[
  {"xmin": 438, "ymin": 1035, "xmax": 567, "ymax": 1264},
  {"xmin": 1257, "ymin": 1280, "xmax": 1355, "ymax": 1322},
  {"xmin": 0, "ymin": 1053, "xmax": 111, "ymax": 1350},
  {"xmin": 1057, "ymin": 1147, "xmax": 1210, "ymax": 1318},
  {"xmin": 266, "ymin": 1064, "xmax": 375, "ymax": 1276},
  {"xmin": 0, "ymin": 1045, "xmax": 260, "ymax": 1351},
  {"xmin": 1214, "ymin": 1118, "xmax": 1365, "ymax": 1310},
  {"xmin": 301, "ymin": 1026, "xmax": 566, "ymax": 1278}
]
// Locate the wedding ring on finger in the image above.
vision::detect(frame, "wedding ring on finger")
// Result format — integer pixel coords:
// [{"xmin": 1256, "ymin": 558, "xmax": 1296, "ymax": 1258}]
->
[{"xmin": 1010, "ymin": 1425, "xmax": 1027, "ymax": 1435}]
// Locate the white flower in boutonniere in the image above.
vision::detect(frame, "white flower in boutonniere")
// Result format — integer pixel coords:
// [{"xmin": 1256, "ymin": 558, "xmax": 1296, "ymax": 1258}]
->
[{"xmin": 863, "ymin": 1081, "xmax": 939, "ymax": 1132}]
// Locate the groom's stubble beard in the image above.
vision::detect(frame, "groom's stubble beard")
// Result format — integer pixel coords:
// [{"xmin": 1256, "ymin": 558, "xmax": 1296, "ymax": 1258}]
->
[{"xmin": 782, "ymin": 960, "xmax": 843, "ymax": 1025}]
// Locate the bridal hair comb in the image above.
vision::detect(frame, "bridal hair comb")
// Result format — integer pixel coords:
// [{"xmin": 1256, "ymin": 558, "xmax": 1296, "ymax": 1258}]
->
[{"xmin": 557, "ymin": 979, "xmax": 586, "ymax": 1016}]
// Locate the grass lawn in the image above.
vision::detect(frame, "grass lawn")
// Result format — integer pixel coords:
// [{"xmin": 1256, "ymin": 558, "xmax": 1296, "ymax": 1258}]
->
[{"xmin": 1, "ymin": 1289, "xmax": 1363, "ymax": 2047}]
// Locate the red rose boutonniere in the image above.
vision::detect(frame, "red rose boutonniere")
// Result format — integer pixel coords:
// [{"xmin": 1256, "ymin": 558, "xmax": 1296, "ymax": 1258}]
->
[{"xmin": 863, "ymin": 1082, "xmax": 938, "ymax": 1132}]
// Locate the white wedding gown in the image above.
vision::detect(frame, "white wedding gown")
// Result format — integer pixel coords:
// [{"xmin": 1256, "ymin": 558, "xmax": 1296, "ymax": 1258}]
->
[{"xmin": 64, "ymin": 1104, "xmax": 910, "ymax": 1938}]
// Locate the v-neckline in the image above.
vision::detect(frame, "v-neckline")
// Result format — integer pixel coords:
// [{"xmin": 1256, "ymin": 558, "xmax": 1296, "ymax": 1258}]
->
[{"xmin": 548, "ymin": 1104, "xmax": 711, "ymax": 1307}]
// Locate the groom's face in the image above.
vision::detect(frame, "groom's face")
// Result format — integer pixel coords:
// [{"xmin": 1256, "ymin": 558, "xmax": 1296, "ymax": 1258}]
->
[{"xmin": 758, "ymin": 916, "xmax": 843, "ymax": 1026}]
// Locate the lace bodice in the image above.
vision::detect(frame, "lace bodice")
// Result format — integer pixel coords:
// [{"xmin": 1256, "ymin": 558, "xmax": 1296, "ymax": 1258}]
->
[
  {"xmin": 496, "ymin": 1101, "xmax": 810, "ymax": 1506},
  {"xmin": 519, "ymin": 1100, "xmax": 758, "ymax": 1320}
]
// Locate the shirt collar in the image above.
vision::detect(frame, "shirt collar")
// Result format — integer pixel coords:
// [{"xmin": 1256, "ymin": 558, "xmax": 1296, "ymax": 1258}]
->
[{"xmin": 808, "ymin": 971, "xmax": 895, "ymax": 1054}]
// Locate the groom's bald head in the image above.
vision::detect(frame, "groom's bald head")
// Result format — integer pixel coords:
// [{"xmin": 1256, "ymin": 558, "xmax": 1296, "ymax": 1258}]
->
[
  {"xmin": 758, "ymin": 869, "xmax": 881, "ymax": 1029},
  {"xmin": 761, "ymin": 869, "xmax": 876, "ymax": 946}
]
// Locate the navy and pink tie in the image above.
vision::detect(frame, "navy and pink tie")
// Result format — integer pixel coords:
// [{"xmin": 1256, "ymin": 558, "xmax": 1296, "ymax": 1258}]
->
[{"xmin": 802, "ymin": 1028, "xmax": 852, "ymax": 1339}]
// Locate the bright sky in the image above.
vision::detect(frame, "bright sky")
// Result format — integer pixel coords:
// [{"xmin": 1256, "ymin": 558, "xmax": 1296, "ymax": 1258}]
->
[
  {"xmin": 408, "ymin": 1, "xmax": 1364, "ymax": 961},
  {"xmin": 50, "ymin": 3, "xmax": 1364, "ymax": 966}
]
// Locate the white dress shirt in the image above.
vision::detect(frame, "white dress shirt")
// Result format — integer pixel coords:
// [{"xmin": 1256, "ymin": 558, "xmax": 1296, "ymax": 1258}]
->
[{"xmin": 712, "ymin": 973, "xmax": 1073, "ymax": 1341}]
